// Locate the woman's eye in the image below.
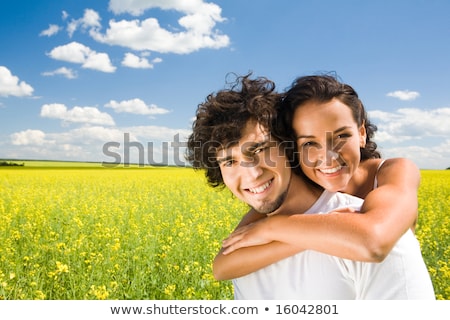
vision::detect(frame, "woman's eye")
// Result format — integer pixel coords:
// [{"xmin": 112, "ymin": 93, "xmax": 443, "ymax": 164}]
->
[
  {"xmin": 337, "ymin": 133, "xmax": 351, "ymax": 139},
  {"xmin": 301, "ymin": 141, "xmax": 315, "ymax": 148}
]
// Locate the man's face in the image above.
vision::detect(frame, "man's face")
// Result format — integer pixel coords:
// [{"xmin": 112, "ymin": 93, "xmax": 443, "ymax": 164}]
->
[{"xmin": 215, "ymin": 120, "xmax": 292, "ymax": 214}]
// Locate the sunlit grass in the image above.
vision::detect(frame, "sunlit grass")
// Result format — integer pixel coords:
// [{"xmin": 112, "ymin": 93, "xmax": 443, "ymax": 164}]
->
[
  {"xmin": 415, "ymin": 170, "xmax": 450, "ymax": 300},
  {"xmin": 0, "ymin": 166, "xmax": 244, "ymax": 299},
  {"xmin": 0, "ymin": 164, "xmax": 448, "ymax": 299}
]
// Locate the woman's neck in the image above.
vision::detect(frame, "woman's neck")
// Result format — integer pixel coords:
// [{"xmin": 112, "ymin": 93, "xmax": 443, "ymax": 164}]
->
[{"xmin": 343, "ymin": 158, "xmax": 383, "ymax": 199}]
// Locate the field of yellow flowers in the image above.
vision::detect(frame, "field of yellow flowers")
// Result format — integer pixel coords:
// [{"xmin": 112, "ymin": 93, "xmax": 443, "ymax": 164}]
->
[{"xmin": 0, "ymin": 163, "xmax": 448, "ymax": 300}]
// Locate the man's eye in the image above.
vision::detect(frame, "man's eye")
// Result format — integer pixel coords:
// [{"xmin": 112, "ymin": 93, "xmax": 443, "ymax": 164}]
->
[
  {"xmin": 222, "ymin": 160, "xmax": 234, "ymax": 167},
  {"xmin": 253, "ymin": 147, "xmax": 264, "ymax": 155}
]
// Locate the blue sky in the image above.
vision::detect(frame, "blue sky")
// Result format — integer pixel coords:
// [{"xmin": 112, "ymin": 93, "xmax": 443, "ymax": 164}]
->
[{"xmin": 0, "ymin": 0, "xmax": 449, "ymax": 169}]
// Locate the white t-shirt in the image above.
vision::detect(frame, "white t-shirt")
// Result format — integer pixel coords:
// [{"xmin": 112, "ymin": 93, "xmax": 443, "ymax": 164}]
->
[{"xmin": 232, "ymin": 190, "xmax": 435, "ymax": 300}]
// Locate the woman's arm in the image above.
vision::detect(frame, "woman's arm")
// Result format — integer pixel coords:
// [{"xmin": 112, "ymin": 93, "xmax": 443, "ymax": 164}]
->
[
  {"xmin": 214, "ymin": 158, "xmax": 420, "ymax": 280},
  {"xmin": 355, "ymin": 158, "xmax": 420, "ymax": 258}
]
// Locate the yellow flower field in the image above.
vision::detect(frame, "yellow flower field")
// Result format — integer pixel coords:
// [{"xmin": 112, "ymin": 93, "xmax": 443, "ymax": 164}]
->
[
  {"xmin": 415, "ymin": 170, "xmax": 450, "ymax": 300},
  {"xmin": 0, "ymin": 164, "xmax": 448, "ymax": 300}
]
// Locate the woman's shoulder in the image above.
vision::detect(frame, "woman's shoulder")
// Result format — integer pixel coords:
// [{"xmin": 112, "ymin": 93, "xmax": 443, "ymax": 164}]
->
[
  {"xmin": 360, "ymin": 158, "xmax": 384, "ymax": 171},
  {"xmin": 373, "ymin": 158, "xmax": 419, "ymax": 176},
  {"xmin": 361, "ymin": 157, "xmax": 417, "ymax": 171},
  {"xmin": 370, "ymin": 158, "xmax": 420, "ymax": 188}
]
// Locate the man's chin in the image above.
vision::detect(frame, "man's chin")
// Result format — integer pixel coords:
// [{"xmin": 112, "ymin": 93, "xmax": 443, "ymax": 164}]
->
[{"xmin": 253, "ymin": 191, "xmax": 288, "ymax": 215}]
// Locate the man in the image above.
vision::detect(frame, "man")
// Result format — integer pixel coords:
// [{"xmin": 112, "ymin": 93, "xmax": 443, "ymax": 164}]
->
[
  {"xmin": 186, "ymin": 74, "xmax": 434, "ymax": 299},
  {"xmin": 186, "ymin": 74, "xmax": 364, "ymax": 299}
]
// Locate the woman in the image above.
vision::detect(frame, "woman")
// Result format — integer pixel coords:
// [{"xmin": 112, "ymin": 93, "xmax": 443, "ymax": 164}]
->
[{"xmin": 214, "ymin": 74, "xmax": 429, "ymax": 286}]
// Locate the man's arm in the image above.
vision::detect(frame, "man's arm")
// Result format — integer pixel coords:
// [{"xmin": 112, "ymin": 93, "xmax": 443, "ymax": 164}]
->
[
  {"xmin": 213, "ymin": 208, "xmax": 304, "ymax": 280},
  {"xmin": 213, "ymin": 240, "xmax": 301, "ymax": 280}
]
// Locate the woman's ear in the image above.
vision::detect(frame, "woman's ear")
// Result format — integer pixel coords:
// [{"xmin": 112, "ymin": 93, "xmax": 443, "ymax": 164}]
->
[{"xmin": 359, "ymin": 122, "xmax": 367, "ymax": 148}]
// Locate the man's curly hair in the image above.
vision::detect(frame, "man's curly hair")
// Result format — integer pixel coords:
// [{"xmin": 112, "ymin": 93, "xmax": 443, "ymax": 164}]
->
[{"xmin": 186, "ymin": 73, "xmax": 282, "ymax": 188}]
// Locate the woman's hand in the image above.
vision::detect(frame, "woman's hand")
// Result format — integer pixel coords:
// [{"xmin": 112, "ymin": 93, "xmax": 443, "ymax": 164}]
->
[
  {"xmin": 221, "ymin": 207, "xmax": 358, "ymax": 255},
  {"xmin": 221, "ymin": 218, "xmax": 273, "ymax": 255}
]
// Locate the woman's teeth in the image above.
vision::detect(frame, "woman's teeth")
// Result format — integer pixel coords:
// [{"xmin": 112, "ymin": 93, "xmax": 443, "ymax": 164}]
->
[{"xmin": 319, "ymin": 165, "xmax": 342, "ymax": 174}]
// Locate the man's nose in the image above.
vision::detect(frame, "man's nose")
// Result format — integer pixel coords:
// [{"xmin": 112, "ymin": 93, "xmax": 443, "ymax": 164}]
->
[{"xmin": 240, "ymin": 159, "xmax": 263, "ymax": 178}]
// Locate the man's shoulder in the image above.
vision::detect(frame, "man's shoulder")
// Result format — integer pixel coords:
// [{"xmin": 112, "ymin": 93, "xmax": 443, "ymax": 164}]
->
[
  {"xmin": 332, "ymin": 191, "xmax": 364, "ymax": 209},
  {"xmin": 307, "ymin": 190, "xmax": 363, "ymax": 214}
]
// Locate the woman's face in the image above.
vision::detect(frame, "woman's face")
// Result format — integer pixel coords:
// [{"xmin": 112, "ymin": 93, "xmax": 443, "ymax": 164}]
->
[{"xmin": 292, "ymin": 98, "xmax": 366, "ymax": 192}]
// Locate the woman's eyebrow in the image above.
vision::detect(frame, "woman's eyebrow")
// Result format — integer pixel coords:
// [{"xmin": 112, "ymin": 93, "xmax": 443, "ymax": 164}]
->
[
  {"xmin": 296, "ymin": 126, "xmax": 353, "ymax": 140},
  {"xmin": 333, "ymin": 126, "xmax": 353, "ymax": 134}
]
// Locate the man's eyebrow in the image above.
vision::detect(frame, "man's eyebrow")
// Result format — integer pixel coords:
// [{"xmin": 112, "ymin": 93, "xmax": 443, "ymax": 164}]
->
[
  {"xmin": 243, "ymin": 139, "xmax": 273, "ymax": 153},
  {"xmin": 216, "ymin": 139, "xmax": 273, "ymax": 163}
]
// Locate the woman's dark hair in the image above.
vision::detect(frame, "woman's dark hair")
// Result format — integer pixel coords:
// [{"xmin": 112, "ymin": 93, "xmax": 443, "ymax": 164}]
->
[
  {"xmin": 276, "ymin": 74, "xmax": 381, "ymax": 162},
  {"xmin": 186, "ymin": 73, "xmax": 282, "ymax": 188}
]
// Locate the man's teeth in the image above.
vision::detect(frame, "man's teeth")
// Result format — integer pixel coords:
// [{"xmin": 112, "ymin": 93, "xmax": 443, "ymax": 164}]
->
[
  {"xmin": 320, "ymin": 165, "xmax": 342, "ymax": 174},
  {"xmin": 248, "ymin": 180, "xmax": 272, "ymax": 194}
]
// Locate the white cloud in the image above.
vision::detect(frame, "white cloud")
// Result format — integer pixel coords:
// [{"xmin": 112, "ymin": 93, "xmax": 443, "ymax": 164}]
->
[
  {"xmin": 40, "ymin": 103, "xmax": 116, "ymax": 126},
  {"xmin": 56, "ymin": 126, "xmax": 130, "ymax": 144},
  {"xmin": 109, "ymin": 0, "xmax": 218, "ymax": 17},
  {"xmin": 386, "ymin": 90, "xmax": 420, "ymax": 101},
  {"xmin": 123, "ymin": 125, "xmax": 191, "ymax": 141},
  {"xmin": 41, "ymin": 67, "xmax": 78, "ymax": 79},
  {"xmin": 83, "ymin": 51, "xmax": 116, "ymax": 72},
  {"xmin": 121, "ymin": 52, "xmax": 162, "ymax": 69},
  {"xmin": 378, "ymin": 142, "xmax": 450, "ymax": 170},
  {"xmin": 105, "ymin": 98, "xmax": 170, "ymax": 115},
  {"xmin": 91, "ymin": 1, "xmax": 229, "ymax": 54},
  {"xmin": 0, "ymin": 66, "xmax": 34, "ymax": 97},
  {"xmin": 122, "ymin": 51, "xmax": 162, "ymax": 69},
  {"xmin": 47, "ymin": 41, "xmax": 116, "ymax": 73},
  {"xmin": 368, "ymin": 107, "xmax": 450, "ymax": 168},
  {"xmin": 39, "ymin": 24, "xmax": 61, "ymax": 37},
  {"xmin": 370, "ymin": 107, "xmax": 450, "ymax": 141},
  {"xmin": 11, "ymin": 129, "xmax": 51, "ymax": 146},
  {"xmin": 6, "ymin": 125, "xmax": 192, "ymax": 165},
  {"xmin": 67, "ymin": 9, "xmax": 101, "ymax": 37}
]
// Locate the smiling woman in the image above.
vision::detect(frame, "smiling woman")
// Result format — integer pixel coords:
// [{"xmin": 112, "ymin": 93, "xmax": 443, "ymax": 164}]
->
[{"xmin": 292, "ymin": 98, "xmax": 367, "ymax": 193}]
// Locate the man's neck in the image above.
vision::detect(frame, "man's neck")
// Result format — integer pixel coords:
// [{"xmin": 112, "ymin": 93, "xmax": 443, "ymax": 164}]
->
[{"xmin": 268, "ymin": 173, "xmax": 323, "ymax": 216}]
